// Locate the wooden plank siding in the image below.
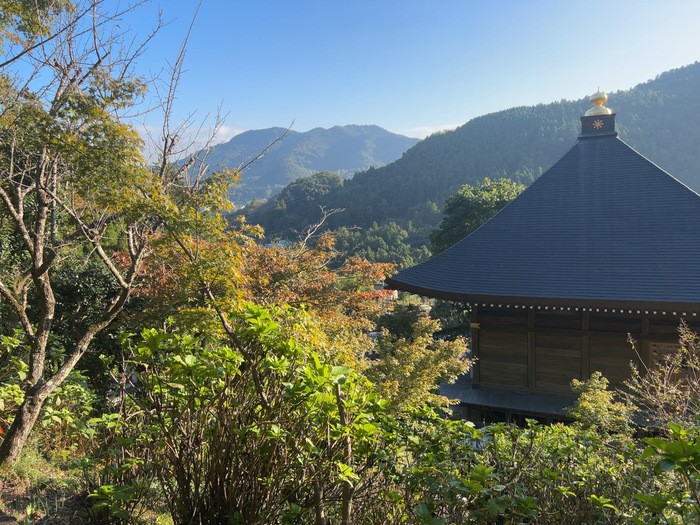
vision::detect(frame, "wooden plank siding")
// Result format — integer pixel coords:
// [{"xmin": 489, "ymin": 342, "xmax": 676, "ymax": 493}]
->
[
  {"xmin": 475, "ymin": 306, "xmax": 528, "ymax": 390},
  {"xmin": 478, "ymin": 330, "xmax": 528, "ymax": 389},
  {"xmin": 535, "ymin": 333, "xmax": 582, "ymax": 395},
  {"xmin": 589, "ymin": 334, "xmax": 640, "ymax": 387},
  {"xmin": 472, "ymin": 306, "xmax": 699, "ymax": 397},
  {"xmin": 588, "ymin": 314, "xmax": 642, "ymax": 388}
]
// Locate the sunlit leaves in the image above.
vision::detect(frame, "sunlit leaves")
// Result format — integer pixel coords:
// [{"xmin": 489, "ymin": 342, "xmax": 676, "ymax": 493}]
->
[
  {"xmin": 0, "ymin": 0, "xmax": 74, "ymax": 52},
  {"xmin": 365, "ymin": 316, "xmax": 472, "ymax": 412},
  {"xmin": 430, "ymin": 177, "xmax": 525, "ymax": 254}
]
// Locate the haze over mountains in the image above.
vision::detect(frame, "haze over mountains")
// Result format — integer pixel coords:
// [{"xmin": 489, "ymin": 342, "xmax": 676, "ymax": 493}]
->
[
  {"xmin": 240, "ymin": 61, "xmax": 700, "ymax": 263},
  {"xmin": 202, "ymin": 125, "xmax": 419, "ymax": 205}
]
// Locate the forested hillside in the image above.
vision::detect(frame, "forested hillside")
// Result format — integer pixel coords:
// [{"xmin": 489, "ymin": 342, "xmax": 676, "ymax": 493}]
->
[
  {"xmin": 243, "ymin": 62, "xmax": 700, "ymax": 263},
  {"xmin": 200, "ymin": 124, "xmax": 418, "ymax": 205}
]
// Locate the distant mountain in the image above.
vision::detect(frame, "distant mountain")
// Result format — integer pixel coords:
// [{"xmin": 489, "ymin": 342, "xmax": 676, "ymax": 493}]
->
[
  {"xmin": 244, "ymin": 62, "xmax": 700, "ymax": 260},
  {"xmin": 200, "ymin": 125, "xmax": 419, "ymax": 205}
]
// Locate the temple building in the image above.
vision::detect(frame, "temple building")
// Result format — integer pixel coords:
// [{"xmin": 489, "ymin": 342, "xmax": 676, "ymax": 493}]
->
[{"xmin": 385, "ymin": 92, "xmax": 700, "ymax": 423}]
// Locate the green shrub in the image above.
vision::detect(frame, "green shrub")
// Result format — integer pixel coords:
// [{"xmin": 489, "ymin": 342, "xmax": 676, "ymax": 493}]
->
[
  {"xmin": 566, "ymin": 371, "xmax": 635, "ymax": 438},
  {"xmin": 100, "ymin": 304, "xmax": 388, "ymax": 524}
]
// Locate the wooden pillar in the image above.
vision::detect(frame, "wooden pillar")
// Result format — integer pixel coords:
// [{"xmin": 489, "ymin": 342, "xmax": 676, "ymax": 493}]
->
[
  {"xmin": 640, "ymin": 315, "xmax": 650, "ymax": 369},
  {"xmin": 582, "ymin": 311, "xmax": 590, "ymax": 379},
  {"xmin": 471, "ymin": 304, "xmax": 480, "ymax": 385},
  {"xmin": 528, "ymin": 309, "xmax": 535, "ymax": 391}
]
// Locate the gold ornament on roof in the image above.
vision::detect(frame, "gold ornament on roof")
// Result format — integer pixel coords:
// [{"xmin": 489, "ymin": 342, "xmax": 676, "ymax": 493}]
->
[{"xmin": 585, "ymin": 90, "xmax": 612, "ymax": 116}]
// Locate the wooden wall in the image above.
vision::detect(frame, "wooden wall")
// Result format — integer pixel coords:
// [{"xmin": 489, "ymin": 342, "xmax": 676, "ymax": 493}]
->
[{"xmin": 472, "ymin": 305, "xmax": 698, "ymax": 397}]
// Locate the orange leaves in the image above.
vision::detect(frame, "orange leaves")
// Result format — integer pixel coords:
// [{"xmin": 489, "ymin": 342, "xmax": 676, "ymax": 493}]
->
[
  {"xmin": 130, "ymin": 229, "xmax": 395, "ymax": 324},
  {"xmin": 239, "ymin": 236, "xmax": 395, "ymax": 323},
  {"xmin": 117, "ymin": 223, "xmax": 396, "ymax": 371},
  {"xmin": 339, "ymin": 256, "xmax": 395, "ymax": 285}
]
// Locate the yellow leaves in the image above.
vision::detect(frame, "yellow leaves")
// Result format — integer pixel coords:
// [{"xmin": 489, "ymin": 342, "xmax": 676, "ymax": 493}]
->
[
  {"xmin": 566, "ymin": 372, "xmax": 634, "ymax": 438},
  {"xmin": 365, "ymin": 317, "xmax": 472, "ymax": 413}
]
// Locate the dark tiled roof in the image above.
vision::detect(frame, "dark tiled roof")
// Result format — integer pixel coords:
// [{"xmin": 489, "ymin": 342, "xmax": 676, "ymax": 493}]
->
[{"xmin": 386, "ymin": 124, "xmax": 700, "ymax": 311}]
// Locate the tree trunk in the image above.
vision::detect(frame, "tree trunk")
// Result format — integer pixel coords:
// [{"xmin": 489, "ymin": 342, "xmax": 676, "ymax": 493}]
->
[
  {"xmin": 0, "ymin": 383, "xmax": 52, "ymax": 464},
  {"xmin": 312, "ymin": 477, "xmax": 327, "ymax": 525},
  {"xmin": 0, "ymin": 308, "xmax": 121, "ymax": 465}
]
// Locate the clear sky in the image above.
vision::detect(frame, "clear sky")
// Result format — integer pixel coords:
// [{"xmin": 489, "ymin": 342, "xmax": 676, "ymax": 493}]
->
[{"xmin": 124, "ymin": 0, "xmax": 700, "ymax": 144}]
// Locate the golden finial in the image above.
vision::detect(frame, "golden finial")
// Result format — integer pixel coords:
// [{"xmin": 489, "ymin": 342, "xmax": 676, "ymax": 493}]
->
[{"xmin": 585, "ymin": 90, "xmax": 612, "ymax": 116}]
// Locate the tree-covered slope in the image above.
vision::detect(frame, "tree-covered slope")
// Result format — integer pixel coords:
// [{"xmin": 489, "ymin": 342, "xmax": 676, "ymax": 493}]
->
[
  {"xmin": 203, "ymin": 124, "xmax": 419, "ymax": 205},
  {"xmin": 244, "ymin": 62, "xmax": 700, "ymax": 256}
]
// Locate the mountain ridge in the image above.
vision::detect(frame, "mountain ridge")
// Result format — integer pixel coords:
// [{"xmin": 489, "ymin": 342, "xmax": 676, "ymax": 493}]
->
[{"xmin": 200, "ymin": 124, "xmax": 419, "ymax": 205}]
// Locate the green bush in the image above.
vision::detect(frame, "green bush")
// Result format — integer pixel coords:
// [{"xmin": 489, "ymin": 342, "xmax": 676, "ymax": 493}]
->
[
  {"xmin": 100, "ymin": 304, "xmax": 388, "ymax": 524},
  {"xmin": 566, "ymin": 371, "xmax": 635, "ymax": 438}
]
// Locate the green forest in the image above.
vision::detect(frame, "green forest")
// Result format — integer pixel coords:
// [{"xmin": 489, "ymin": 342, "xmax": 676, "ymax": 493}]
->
[
  {"xmin": 243, "ymin": 61, "xmax": 700, "ymax": 267},
  {"xmin": 3, "ymin": 2, "xmax": 700, "ymax": 524}
]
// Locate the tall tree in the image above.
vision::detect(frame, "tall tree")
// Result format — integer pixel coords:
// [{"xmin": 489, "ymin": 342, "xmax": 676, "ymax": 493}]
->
[
  {"xmin": 0, "ymin": 0, "xmax": 234, "ymax": 464},
  {"xmin": 429, "ymin": 177, "xmax": 525, "ymax": 254}
]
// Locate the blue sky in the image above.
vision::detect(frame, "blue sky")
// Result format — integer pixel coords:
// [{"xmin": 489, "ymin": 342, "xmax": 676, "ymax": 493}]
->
[{"xmin": 125, "ymin": 0, "xmax": 700, "ymax": 144}]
